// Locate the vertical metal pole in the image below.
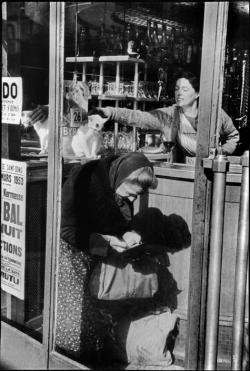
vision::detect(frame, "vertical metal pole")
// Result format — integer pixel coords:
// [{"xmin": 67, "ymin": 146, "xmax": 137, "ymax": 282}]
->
[
  {"xmin": 2, "ymin": 2, "xmax": 7, "ymax": 76},
  {"xmin": 114, "ymin": 62, "xmax": 120, "ymax": 154},
  {"xmin": 204, "ymin": 154, "xmax": 229, "ymax": 370},
  {"xmin": 185, "ymin": 3, "xmax": 229, "ymax": 368},
  {"xmin": 1, "ymin": 1, "xmax": 12, "ymax": 316},
  {"xmin": 98, "ymin": 61, "xmax": 104, "ymax": 104},
  {"xmin": 43, "ymin": 3, "xmax": 65, "ymax": 365},
  {"xmin": 231, "ymin": 150, "xmax": 249, "ymax": 370},
  {"xmin": 132, "ymin": 61, "xmax": 139, "ymax": 151}
]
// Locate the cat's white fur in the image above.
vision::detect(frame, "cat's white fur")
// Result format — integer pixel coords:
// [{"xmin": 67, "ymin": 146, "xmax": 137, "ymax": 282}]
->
[
  {"xmin": 71, "ymin": 115, "xmax": 108, "ymax": 158},
  {"xmin": 33, "ymin": 119, "xmax": 49, "ymax": 154}
]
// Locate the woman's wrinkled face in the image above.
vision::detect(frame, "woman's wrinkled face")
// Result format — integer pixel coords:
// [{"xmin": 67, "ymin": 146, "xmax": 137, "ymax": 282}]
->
[
  {"xmin": 116, "ymin": 182, "xmax": 144, "ymax": 202},
  {"xmin": 175, "ymin": 78, "xmax": 199, "ymax": 108}
]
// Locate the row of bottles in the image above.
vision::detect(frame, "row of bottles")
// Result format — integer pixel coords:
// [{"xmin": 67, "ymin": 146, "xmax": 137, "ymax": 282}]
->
[
  {"xmin": 223, "ymin": 45, "xmax": 249, "ymax": 120},
  {"xmin": 76, "ymin": 21, "xmax": 201, "ymax": 67},
  {"xmin": 223, "ymin": 45, "xmax": 249, "ymax": 155},
  {"xmin": 78, "ymin": 24, "xmax": 123, "ymax": 57}
]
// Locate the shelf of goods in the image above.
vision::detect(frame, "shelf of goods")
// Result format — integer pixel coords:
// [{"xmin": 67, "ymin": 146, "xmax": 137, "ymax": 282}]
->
[{"xmin": 66, "ymin": 55, "xmax": 168, "ymax": 158}]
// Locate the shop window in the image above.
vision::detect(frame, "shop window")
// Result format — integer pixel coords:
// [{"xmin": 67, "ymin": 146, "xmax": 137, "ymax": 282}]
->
[{"xmin": 1, "ymin": 2, "xmax": 49, "ymax": 342}]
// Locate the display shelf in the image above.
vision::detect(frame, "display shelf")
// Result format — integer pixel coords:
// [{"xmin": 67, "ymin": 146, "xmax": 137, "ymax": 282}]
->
[
  {"xmin": 65, "ymin": 56, "xmax": 99, "ymax": 83},
  {"xmin": 99, "ymin": 55, "xmax": 144, "ymax": 63},
  {"xmin": 65, "ymin": 55, "xmax": 155, "ymax": 152},
  {"xmin": 65, "ymin": 56, "xmax": 98, "ymax": 63},
  {"xmin": 97, "ymin": 95, "xmax": 132, "ymax": 101},
  {"xmin": 66, "ymin": 55, "xmax": 144, "ymax": 64}
]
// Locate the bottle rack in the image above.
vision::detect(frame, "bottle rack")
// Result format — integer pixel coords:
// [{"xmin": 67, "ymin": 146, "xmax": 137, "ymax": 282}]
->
[
  {"xmin": 66, "ymin": 55, "xmax": 148, "ymax": 152},
  {"xmin": 66, "ymin": 55, "xmax": 171, "ymax": 158}
]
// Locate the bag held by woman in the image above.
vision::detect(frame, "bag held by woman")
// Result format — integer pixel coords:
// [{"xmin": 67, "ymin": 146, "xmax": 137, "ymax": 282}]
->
[{"xmin": 89, "ymin": 254, "xmax": 159, "ymax": 300}]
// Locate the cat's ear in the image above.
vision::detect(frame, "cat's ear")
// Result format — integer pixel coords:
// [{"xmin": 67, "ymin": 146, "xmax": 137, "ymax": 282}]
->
[{"xmin": 88, "ymin": 114, "xmax": 108, "ymax": 131}]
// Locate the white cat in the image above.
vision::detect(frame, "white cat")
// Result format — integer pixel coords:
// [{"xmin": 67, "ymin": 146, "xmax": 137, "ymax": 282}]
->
[
  {"xmin": 21, "ymin": 110, "xmax": 49, "ymax": 155},
  {"xmin": 71, "ymin": 114, "xmax": 108, "ymax": 158}
]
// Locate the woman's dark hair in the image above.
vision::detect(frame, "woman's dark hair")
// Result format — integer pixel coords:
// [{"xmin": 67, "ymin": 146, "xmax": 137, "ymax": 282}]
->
[{"xmin": 174, "ymin": 70, "xmax": 200, "ymax": 92}]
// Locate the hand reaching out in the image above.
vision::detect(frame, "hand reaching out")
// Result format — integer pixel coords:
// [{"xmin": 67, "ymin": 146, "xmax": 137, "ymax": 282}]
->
[
  {"xmin": 28, "ymin": 105, "xmax": 49, "ymax": 125},
  {"xmin": 89, "ymin": 107, "xmax": 112, "ymax": 122}
]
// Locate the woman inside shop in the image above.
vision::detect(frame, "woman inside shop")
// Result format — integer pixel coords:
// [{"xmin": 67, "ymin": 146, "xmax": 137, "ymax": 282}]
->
[
  {"xmin": 92, "ymin": 70, "xmax": 240, "ymax": 160},
  {"xmin": 27, "ymin": 70, "xmax": 239, "ymax": 160}
]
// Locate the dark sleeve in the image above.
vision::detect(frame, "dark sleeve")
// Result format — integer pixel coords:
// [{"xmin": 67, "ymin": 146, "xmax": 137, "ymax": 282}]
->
[
  {"xmin": 85, "ymin": 172, "xmax": 132, "ymax": 237},
  {"xmin": 60, "ymin": 165, "xmax": 82, "ymax": 246},
  {"xmin": 72, "ymin": 161, "xmax": 132, "ymax": 251}
]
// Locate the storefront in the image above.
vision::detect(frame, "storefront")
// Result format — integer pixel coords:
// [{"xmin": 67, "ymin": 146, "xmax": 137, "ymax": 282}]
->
[{"xmin": 1, "ymin": 2, "xmax": 249, "ymax": 370}]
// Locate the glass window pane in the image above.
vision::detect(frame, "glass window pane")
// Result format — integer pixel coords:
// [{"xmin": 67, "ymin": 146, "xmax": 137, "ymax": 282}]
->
[
  {"xmin": 54, "ymin": 2, "xmax": 203, "ymax": 368},
  {"xmin": 1, "ymin": 2, "xmax": 49, "ymax": 342}
]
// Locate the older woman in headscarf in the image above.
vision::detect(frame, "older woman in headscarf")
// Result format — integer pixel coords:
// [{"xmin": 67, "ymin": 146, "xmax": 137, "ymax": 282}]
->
[
  {"xmin": 60, "ymin": 151, "xmax": 158, "ymax": 254},
  {"xmin": 56, "ymin": 152, "xmax": 158, "ymax": 365}
]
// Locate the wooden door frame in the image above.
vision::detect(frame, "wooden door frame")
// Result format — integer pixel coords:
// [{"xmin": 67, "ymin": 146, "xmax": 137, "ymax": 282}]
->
[
  {"xmin": 1, "ymin": 3, "xmax": 64, "ymax": 369},
  {"xmin": 185, "ymin": 2, "xmax": 229, "ymax": 369}
]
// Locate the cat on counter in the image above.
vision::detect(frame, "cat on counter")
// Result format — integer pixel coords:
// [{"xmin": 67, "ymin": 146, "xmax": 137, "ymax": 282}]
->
[
  {"xmin": 21, "ymin": 108, "xmax": 108, "ymax": 158},
  {"xmin": 21, "ymin": 107, "xmax": 49, "ymax": 155},
  {"xmin": 71, "ymin": 114, "xmax": 108, "ymax": 158}
]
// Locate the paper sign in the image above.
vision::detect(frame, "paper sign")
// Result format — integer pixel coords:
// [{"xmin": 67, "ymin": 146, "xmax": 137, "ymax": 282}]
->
[
  {"xmin": 1, "ymin": 159, "xmax": 27, "ymax": 300},
  {"xmin": 2, "ymin": 77, "xmax": 23, "ymax": 125},
  {"xmin": 61, "ymin": 80, "xmax": 89, "ymax": 157},
  {"xmin": 64, "ymin": 79, "xmax": 89, "ymax": 129}
]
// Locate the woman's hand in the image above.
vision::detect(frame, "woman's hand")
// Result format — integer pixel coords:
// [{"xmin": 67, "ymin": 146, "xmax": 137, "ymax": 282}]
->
[
  {"xmin": 122, "ymin": 231, "xmax": 142, "ymax": 247},
  {"xmin": 104, "ymin": 235, "xmax": 128, "ymax": 253},
  {"xmin": 28, "ymin": 105, "xmax": 49, "ymax": 124},
  {"xmin": 89, "ymin": 107, "xmax": 112, "ymax": 122}
]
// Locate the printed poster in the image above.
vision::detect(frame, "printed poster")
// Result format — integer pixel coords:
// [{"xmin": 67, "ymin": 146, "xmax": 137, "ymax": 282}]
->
[
  {"xmin": 1, "ymin": 159, "xmax": 27, "ymax": 300},
  {"xmin": 2, "ymin": 77, "xmax": 23, "ymax": 125}
]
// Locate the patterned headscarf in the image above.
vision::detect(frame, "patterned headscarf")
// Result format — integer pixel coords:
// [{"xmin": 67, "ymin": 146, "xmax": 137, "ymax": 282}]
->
[{"xmin": 109, "ymin": 152, "xmax": 153, "ymax": 191}]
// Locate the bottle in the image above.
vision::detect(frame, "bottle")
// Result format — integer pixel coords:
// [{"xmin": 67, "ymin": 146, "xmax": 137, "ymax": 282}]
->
[
  {"xmin": 138, "ymin": 33, "xmax": 148, "ymax": 60},
  {"xmin": 157, "ymin": 22, "xmax": 163, "ymax": 46},
  {"xmin": 124, "ymin": 23, "xmax": 131, "ymax": 53},
  {"xmin": 231, "ymin": 47, "xmax": 238, "ymax": 74},
  {"xmin": 134, "ymin": 26, "xmax": 141, "ymax": 54},
  {"xmin": 114, "ymin": 28, "xmax": 123, "ymax": 55},
  {"xmin": 152, "ymin": 22, "xmax": 159, "ymax": 46},
  {"xmin": 79, "ymin": 26, "xmax": 88, "ymax": 56},
  {"xmin": 108, "ymin": 25, "xmax": 116, "ymax": 55},
  {"xmin": 162, "ymin": 22, "xmax": 167, "ymax": 48},
  {"xmin": 178, "ymin": 28, "xmax": 185, "ymax": 63},
  {"xmin": 98, "ymin": 23, "xmax": 107, "ymax": 56},
  {"xmin": 186, "ymin": 44, "xmax": 192, "ymax": 64},
  {"xmin": 126, "ymin": 23, "xmax": 138, "ymax": 56},
  {"xmin": 170, "ymin": 27, "xmax": 175, "ymax": 51},
  {"xmin": 146, "ymin": 20, "xmax": 152, "ymax": 46},
  {"xmin": 171, "ymin": 28, "xmax": 179, "ymax": 62}
]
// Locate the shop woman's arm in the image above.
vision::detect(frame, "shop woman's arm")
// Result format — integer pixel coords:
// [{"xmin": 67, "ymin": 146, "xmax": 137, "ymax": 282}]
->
[{"xmin": 95, "ymin": 106, "xmax": 174, "ymax": 137}]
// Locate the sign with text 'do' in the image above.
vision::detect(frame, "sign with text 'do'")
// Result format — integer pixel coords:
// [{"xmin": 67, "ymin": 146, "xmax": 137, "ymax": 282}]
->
[{"xmin": 2, "ymin": 77, "xmax": 23, "ymax": 125}]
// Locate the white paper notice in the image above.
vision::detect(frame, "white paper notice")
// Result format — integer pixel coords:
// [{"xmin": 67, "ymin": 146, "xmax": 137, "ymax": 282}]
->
[
  {"xmin": 1, "ymin": 159, "xmax": 27, "ymax": 300},
  {"xmin": 2, "ymin": 77, "xmax": 23, "ymax": 125}
]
